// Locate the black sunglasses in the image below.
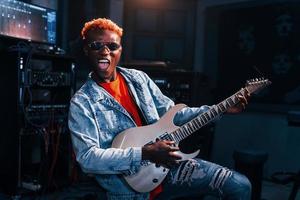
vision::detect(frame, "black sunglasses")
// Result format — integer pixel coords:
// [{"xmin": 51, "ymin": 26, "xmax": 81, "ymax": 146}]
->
[{"xmin": 87, "ymin": 41, "xmax": 121, "ymax": 51}]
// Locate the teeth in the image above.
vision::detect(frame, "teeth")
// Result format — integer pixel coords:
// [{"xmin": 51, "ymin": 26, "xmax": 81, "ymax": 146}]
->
[{"xmin": 98, "ymin": 59, "xmax": 109, "ymax": 63}]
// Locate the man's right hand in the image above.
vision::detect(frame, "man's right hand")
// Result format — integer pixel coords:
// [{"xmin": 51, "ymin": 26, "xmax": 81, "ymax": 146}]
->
[{"xmin": 142, "ymin": 140, "xmax": 182, "ymax": 168}]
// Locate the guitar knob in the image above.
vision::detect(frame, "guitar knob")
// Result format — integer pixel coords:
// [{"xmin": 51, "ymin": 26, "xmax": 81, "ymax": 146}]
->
[{"xmin": 152, "ymin": 178, "xmax": 158, "ymax": 183}]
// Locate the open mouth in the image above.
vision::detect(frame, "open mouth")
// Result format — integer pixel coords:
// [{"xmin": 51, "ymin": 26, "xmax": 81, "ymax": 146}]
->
[{"xmin": 98, "ymin": 59, "xmax": 110, "ymax": 70}]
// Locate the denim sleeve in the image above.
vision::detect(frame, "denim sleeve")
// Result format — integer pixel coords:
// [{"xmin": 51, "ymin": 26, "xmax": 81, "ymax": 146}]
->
[
  {"xmin": 142, "ymin": 72, "xmax": 175, "ymax": 117},
  {"xmin": 173, "ymin": 105, "xmax": 220, "ymax": 126},
  {"xmin": 68, "ymin": 96, "xmax": 141, "ymax": 175}
]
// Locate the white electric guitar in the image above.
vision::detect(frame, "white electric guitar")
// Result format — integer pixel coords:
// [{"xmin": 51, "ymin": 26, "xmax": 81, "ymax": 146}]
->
[{"xmin": 112, "ymin": 78, "xmax": 271, "ymax": 193}]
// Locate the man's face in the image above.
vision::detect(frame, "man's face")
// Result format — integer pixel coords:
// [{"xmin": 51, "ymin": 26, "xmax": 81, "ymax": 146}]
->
[{"xmin": 84, "ymin": 29, "xmax": 122, "ymax": 82}]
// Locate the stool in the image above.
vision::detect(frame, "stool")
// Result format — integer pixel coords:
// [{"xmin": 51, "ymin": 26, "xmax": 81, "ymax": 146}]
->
[
  {"xmin": 289, "ymin": 170, "xmax": 300, "ymax": 200},
  {"xmin": 272, "ymin": 170, "xmax": 300, "ymax": 200},
  {"xmin": 233, "ymin": 149, "xmax": 268, "ymax": 200}
]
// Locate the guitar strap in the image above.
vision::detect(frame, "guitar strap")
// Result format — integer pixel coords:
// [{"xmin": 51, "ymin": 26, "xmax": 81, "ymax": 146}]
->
[{"xmin": 127, "ymin": 87, "xmax": 147, "ymax": 126}]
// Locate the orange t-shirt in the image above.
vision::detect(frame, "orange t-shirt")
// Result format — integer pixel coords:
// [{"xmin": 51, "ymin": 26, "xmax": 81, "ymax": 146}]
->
[
  {"xmin": 98, "ymin": 72, "xmax": 143, "ymax": 126},
  {"xmin": 97, "ymin": 72, "xmax": 162, "ymax": 199}
]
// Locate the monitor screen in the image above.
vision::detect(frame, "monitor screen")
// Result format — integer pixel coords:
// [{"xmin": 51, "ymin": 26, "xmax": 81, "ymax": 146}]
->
[{"xmin": 0, "ymin": 0, "xmax": 56, "ymax": 44}]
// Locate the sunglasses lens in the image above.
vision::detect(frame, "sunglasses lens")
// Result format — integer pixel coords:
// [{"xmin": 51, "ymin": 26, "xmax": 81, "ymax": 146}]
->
[
  {"xmin": 89, "ymin": 42, "xmax": 120, "ymax": 51},
  {"xmin": 89, "ymin": 42, "xmax": 104, "ymax": 50},
  {"xmin": 107, "ymin": 43, "xmax": 120, "ymax": 51}
]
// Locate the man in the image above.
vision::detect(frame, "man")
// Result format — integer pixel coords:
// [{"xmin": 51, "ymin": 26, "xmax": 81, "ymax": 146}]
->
[{"xmin": 68, "ymin": 18, "xmax": 251, "ymax": 199}]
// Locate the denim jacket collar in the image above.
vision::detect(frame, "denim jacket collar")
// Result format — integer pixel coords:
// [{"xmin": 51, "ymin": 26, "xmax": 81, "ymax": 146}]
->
[{"xmin": 85, "ymin": 66, "xmax": 143, "ymax": 103}]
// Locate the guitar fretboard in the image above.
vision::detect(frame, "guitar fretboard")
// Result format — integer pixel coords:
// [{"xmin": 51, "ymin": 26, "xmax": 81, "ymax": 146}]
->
[{"xmin": 171, "ymin": 88, "xmax": 247, "ymax": 143}]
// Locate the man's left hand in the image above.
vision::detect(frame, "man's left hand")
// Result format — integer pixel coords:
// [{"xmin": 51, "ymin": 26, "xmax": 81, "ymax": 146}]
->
[{"xmin": 227, "ymin": 92, "xmax": 250, "ymax": 114}]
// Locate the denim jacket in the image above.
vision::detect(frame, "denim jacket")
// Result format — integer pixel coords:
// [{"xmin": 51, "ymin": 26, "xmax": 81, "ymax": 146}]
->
[{"xmin": 68, "ymin": 67, "xmax": 210, "ymax": 199}]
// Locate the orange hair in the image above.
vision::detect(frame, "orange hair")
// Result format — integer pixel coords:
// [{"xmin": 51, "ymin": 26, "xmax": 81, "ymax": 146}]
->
[{"xmin": 81, "ymin": 18, "xmax": 123, "ymax": 39}]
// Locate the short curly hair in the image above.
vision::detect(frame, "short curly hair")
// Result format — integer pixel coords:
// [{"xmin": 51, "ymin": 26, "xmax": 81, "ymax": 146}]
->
[{"xmin": 81, "ymin": 18, "xmax": 123, "ymax": 40}]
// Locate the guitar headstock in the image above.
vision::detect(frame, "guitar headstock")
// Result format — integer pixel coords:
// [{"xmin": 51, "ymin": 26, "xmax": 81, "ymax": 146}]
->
[{"xmin": 245, "ymin": 78, "xmax": 272, "ymax": 94}]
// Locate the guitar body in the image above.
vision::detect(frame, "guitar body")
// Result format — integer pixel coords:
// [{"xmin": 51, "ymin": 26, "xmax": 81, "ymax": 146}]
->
[{"xmin": 112, "ymin": 104, "xmax": 200, "ymax": 192}]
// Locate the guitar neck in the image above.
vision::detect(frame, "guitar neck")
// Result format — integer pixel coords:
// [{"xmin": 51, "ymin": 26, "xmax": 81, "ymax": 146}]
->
[{"xmin": 171, "ymin": 88, "xmax": 248, "ymax": 142}]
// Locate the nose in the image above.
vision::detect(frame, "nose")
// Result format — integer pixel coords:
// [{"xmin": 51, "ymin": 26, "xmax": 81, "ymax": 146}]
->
[{"xmin": 99, "ymin": 45, "xmax": 110, "ymax": 55}]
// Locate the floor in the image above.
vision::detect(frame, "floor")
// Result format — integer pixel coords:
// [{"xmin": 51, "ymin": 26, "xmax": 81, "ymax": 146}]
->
[
  {"xmin": 202, "ymin": 180, "xmax": 300, "ymax": 200},
  {"xmin": 0, "ymin": 180, "xmax": 299, "ymax": 200},
  {"xmin": 261, "ymin": 181, "xmax": 300, "ymax": 200}
]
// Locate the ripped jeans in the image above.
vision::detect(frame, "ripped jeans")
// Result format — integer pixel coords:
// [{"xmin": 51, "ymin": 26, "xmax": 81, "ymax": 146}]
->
[{"xmin": 156, "ymin": 159, "xmax": 251, "ymax": 200}]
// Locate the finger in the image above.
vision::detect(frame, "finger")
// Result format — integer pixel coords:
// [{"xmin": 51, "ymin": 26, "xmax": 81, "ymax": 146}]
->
[
  {"xmin": 238, "ymin": 95, "xmax": 248, "ymax": 105},
  {"xmin": 245, "ymin": 90, "xmax": 251, "ymax": 98},
  {"xmin": 169, "ymin": 151, "xmax": 182, "ymax": 159},
  {"xmin": 164, "ymin": 140, "xmax": 176, "ymax": 145},
  {"xmin": 168, "ymin": 146, "xmax": 180, "ymax": 151},
  {"xmin": 243, "ymin": 96, "xmax": 248, "ymax": 104},
  {"xmin": 241, "ymin": 102, "xmax": 246, "ymax": 110},
  {"xmin": 164, "ymin": 140, "xmax": 178, "ymax": 148}
]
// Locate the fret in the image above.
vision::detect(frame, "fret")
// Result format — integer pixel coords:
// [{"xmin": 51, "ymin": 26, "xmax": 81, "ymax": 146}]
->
[
  {"xmin": 189, "ymin": 122, "xmax": 197, "ymax": 132},
  {"xmin": 161, "ymin": 133, "xmax": 172, "ymax": 141},
  {"xmin": 175, "ymin": 132, "xmax": 181, "ymax": 141},
  {"xmin": 231, "ymin": 96, "xmax": 237, "ymax": 104},
  {"xmin": 225, "ymin": 99, "xmax": 232, "ymax": 107},
  {"xmin": 211, "ymin": 107, "xmax": 218, "ymax": 116},
  {"xmin": 178, "ymin": 129, "xmax": 184, "ymax": 139},
  {"xmin": 200, "ymin": 115, "xmax": 207, "ymax": 124},
  {"xmin": 189, "ymin": 124, "xmax": 193, "ymax": 133},
  {"xmin": 217, "ymin": 103, "xmax": 224, "ymax": 112},
  {"xmin": 207, "ymin": 111, "xmax": 212, "ymax": 119},
  {"xmin": 187, "ymin": 123, "xmax": 194, "ymax": 134},
  {"xmin": 186, "ymin": 124, "xmax": 192, "ymax": 133},
  {"xmin": 218, "ymin": 103, "xmax": 226, "ymax": 112},
  {"xmin": 172, "ymin": 130, "xmax": 179, "ymax": 141},
  {"xmin": 179, "ymin": 129, "xmax": 186, "ymax": 140},
  {"xmin": 208, "ymin": 110, "xmax": 215, "ymax": 118},
  {"xmin": 214, "ymin": 106, "xmax": 219, "ymax": 114},
  {"xmin": 195, "ymin": 117, "xmax": 203, "ymax": 127},
  {"xmin": 204, "ymin": 112, "xmax": 211, "ymax": 121},
  {"xmin": 234, "ymin": 92, "xmax": 242, "ymax": 103},
  {"xmin": 169, "ymin": 133, "xmax": 178, "ymax": 143},
  {"xmin": 239, "ymin": 89, "xmax": 245, "ymax": 96},
  {"xmin": 179, "ymin": 127, "xmax": 186, "ymax": 139},
  {"xmin": 191, "ymin": 121, "xmax": 198, "ymax": 130},
  {"xmin": 159, "ymin": 135, "xmax": 167, "ymax": 141},
  {"xmin": 167, "ymin": 134, "xmax": 173, "ymax": 141},
  {"xmin": 202, "ymin": 113, "xmax": 208, "ymax": 121},
  {"xmin": 208, "ymin": 109, "xmax": 218, "ymax": 121},
  {"xmin": 191, "ymin": 118, "xmax": 199, "ymax": 130},
  {"xmin": 237, "ymin": 90, "xmax": 244, "ymax": 101},
  {"xmin": 183, "ymin": 125, "xmax": 190, "ymax": 136},
  {"xmin": 179, "ymin": 129, "xmax": 185, "ymax": 139},
  {"xmin": 176, "ymin": 132, "xmax": 181, "ymax": 142},
  {"xmin": 223, "ymin": 101, "xmax": 229, "ymax": 109},
  {"xmin": 228, "ymin": 96, "xmax": 235, "ymax": 105}
]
